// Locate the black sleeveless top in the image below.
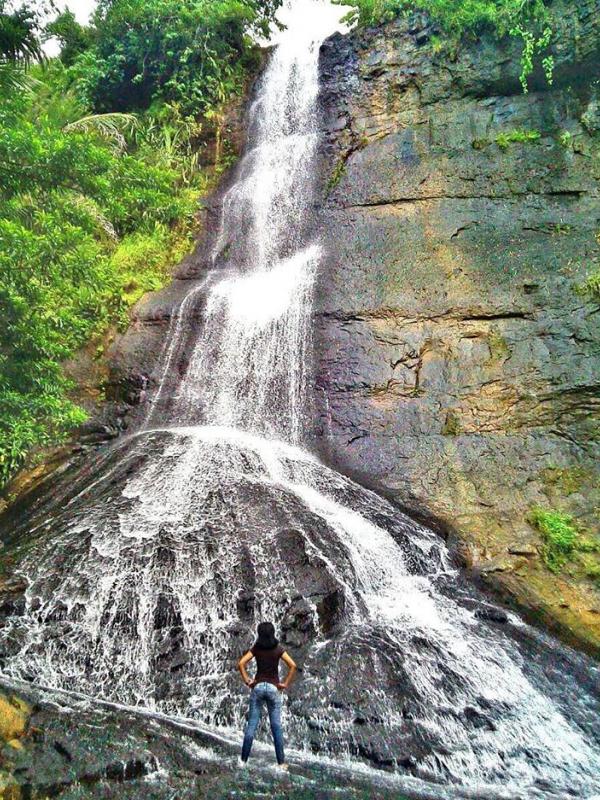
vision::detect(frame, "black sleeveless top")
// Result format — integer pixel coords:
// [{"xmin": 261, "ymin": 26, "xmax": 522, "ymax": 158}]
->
[{"xmin": 251, "ymin": 644, "xmax": 285, "ymax": 685}]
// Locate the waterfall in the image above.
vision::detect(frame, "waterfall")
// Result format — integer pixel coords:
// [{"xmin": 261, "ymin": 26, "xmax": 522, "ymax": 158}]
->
[
  {"xmin": 1, "ymin": 4, "xmax": 600, "ymax": 799},
  {"xmin": 146, "ymin": 14, "xmax": 323, "ymax": 442}
]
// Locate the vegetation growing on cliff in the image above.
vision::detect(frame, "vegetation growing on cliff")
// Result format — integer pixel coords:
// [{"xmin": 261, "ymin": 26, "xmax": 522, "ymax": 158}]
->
[
  {"xmin": 336, "ymin": 0, "xmax": 556, "ymax": 91},
  {"xmin": 66, "ymin": 0, "xmax": 281, "ymax": 115},
  {"xmin": 578, "ymin": 227, "xmax": 600, "ymax": 303},
  {"xmin": 0, "ymin": 0, "xmax": 282, "ymax": 486},
  {"xmin": 495, "ymin": 128, "xmax": 541, "ymax": 149},
  {"xmin": 529, "ymin": 508, "xmax": 600, "ymax": 576}
]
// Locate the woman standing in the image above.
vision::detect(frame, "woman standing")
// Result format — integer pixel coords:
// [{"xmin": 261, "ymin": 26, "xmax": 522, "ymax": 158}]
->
[{"xmin": 238, "ymin": 621, "xmax": 298, "ymax": 769}]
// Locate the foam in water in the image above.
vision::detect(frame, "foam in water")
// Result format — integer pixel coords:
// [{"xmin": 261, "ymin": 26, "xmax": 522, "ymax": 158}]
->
[
  {"xmin": 1, "ymin": 3, "xmax": 599, "ymax": 798},
  {"xmin": 178, "ymin": 244, "xmax": 319, "ymax": 442}
]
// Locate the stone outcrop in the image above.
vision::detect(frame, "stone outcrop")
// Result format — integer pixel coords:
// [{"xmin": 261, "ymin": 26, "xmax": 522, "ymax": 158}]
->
[{"xmin": 313, "ymin": 0, "xmax": 600, "ymax": 655}]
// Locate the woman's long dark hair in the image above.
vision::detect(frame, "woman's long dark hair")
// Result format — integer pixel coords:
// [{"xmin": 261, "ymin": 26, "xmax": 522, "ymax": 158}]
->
[{"xmin": 254, "ymin": 621, "xmax": 278, "ymax": 650}]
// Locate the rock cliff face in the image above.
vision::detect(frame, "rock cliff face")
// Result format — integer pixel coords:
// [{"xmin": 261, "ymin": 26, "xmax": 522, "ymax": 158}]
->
[{"xmin": 313, "ymin": 1, "xmax": 600, "ymax": 654}]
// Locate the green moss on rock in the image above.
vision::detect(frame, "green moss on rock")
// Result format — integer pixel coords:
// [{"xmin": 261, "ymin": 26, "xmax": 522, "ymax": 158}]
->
[
  {"xmin": 442, "ymin": 409, "xmax": 461, "ymax": 436},
  {"xmin": 541, "ymin": 465, "xmax": 597, "ymax": 495},
  {"xmin": 528, "ymin": 507, "xmax": 599, "ymax": 574},
  {"xmin": 486, "ymin": 328, "xmax": 510, "ymax": 362},
  {"xmin": 326, "ymin": 157, "xmax": 347, "ymax": 194},
  {"xmin": 577, "ymin": 265, "xmax": 600, "ymax": 302}
]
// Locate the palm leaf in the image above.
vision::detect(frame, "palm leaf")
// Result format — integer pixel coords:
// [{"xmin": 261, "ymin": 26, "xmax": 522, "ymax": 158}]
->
[
  {"xmin": 67, "ymin": 192, "xmax": 118, "ymax": 242},
  {"xmin": 0, "ymin": 61, "xmax": 37, "ymax": 94},
  {"xmin": 0, "ymin": 6, "xmax": 44, "ymax": 64},
  {"xmin": 63, "ymin": 113, "xmax": 139, "ymax": 152}
]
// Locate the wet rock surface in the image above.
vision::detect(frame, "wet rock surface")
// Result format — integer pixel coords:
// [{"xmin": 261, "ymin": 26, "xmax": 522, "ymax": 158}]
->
[
  {"xmin": 0, "ymin": 679, "xmax": 497, "ymax": 800},
  {"xmin": 1, "ymin": 429, "xmax": 599, "ymax": 797},
  {"xmin": 313, "ymin": 0, "xmax": 600, "ymax": 655}
]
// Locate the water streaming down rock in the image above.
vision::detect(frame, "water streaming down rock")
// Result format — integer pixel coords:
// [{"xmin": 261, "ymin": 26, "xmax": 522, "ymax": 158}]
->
[
  {"xmin": 145, "ymin": 24, "xmax": 323, "ymax": 441},
  {"xmin": 1, "ymin": 5, "xmax": 600, "ymax": 799}
]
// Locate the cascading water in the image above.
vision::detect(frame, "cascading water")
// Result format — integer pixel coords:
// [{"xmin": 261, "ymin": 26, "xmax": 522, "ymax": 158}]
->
[
  {"xmin": 145, "ymin": 20, "xmax": 323, "ymax": 440},
  {"xmin": 1, "ymin": 4, "xmax": 600, "ymax": 799}
]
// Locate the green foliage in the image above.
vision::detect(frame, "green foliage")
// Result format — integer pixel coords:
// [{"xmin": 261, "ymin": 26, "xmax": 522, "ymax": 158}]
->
[
  {"xmin": 528, "ymin": 507, "xmax": 600, "ymax": 573},
  {"xmin": 132, "ymin": 103, "xmax": 211, "ymax": 187},
  {"xmin": 495, "ymin": 128, "xmax": 541, "ymax": 150},
  {"xmin": 513, "ymin": 21, "xmax": 553, "ymax": 92},
  {"xmin": 1, "ymin": 0, "xmax": 275, "ymax": 485},
  {"xmin": 0, "ymin": 1, "xmax": 44, "ymax": 64},
  {"xmin": 63, "ymin": 112, "xmax": 138, "ymax": 153},
  {"xmin": 0, "ymin": 61, "xmax": 35, "ymax": 94},
  {"xmin": 69, "ymin": 0, "xmax": 282, "ymax": 115},
  {"xmin": 578, "ymin": 268, "xmax": 600, "ymax": 303},
  {"xmin": 110, "ymin": 223, "xmax": 195, "ymax": 312},
  {"xmin": 0, "ymin": 54, "xmax": 202, "ymax": 485},
  {"xmin": 326, "ymin": 156, "xmax": 347, "ymax": 194},
  {"xmin": 558, "ymin": 130, "xmax": 573, "ymax": 148},
  {"xmin": 338, "ymin": 0, "xmax": 529, "ymax": 30},
  {"xmin": 577, "ymin": 538, "xmax": 600, "ymax": 554},
  {"xmin": 336, "ymin": 0, "xmax": 555, "ymax": 92}
]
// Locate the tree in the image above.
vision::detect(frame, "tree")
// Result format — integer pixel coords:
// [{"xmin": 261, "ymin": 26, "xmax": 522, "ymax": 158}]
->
[
  {"xmin": 70, "ymin": 0, "xmax": 283, "ymax": 115},
  {"xmin": 0, "ymin": 1, "xmax": 47, "ymax": 63},
  {"xmin": 46, "ymin": 9, "xmax": 93, "ymax": 66}
]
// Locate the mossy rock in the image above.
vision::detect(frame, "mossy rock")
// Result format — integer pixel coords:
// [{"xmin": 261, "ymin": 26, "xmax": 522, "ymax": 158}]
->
[
  {"xmin": 541, "ymin": 465, "xmax": 599, "ymax": 496},
  {"xmin": 486, "ymin": 328, "xmax": 510, "ymax": 362},
  {"xmin": 442, "ymin": 409, "xmax": 461, "ymax": 436}
]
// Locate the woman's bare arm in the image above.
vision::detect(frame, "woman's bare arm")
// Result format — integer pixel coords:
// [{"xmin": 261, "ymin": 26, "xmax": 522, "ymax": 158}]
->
[
  {"xmin": 238, "ymin": 651, "xmax": 255, "ymax": 687},
  {"xmin": 279, "ymin": 651, "xmax": 297, "ymax": 690}
]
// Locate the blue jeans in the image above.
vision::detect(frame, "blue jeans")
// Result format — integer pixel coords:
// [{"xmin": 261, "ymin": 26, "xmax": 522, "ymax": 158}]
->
[{"xmin": 241, "ymin": 682, "xmax": 285, "ymax": 764}]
